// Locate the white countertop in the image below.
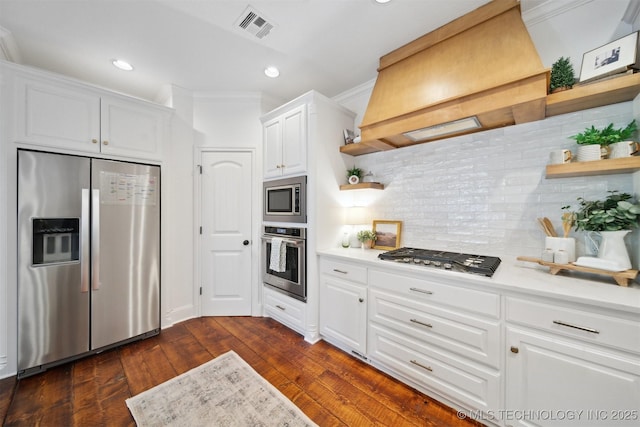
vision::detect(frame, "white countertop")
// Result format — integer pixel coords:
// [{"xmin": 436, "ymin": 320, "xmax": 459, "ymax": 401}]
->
[{"xmin": 317, "ymin": 247, "xmax": 640, "ymax": 314}]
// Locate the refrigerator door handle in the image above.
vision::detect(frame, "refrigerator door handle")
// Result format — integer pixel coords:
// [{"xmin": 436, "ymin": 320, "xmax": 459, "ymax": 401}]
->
[
  {"xmin": 81, "ymin": 189, "xmax": 90, "ymax": 293},
  {"xmin": 92, "ymin": 189, "xmax": 100, "ymax": 290}
]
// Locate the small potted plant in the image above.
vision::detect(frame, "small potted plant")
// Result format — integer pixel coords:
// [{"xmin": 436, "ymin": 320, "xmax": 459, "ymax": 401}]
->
[
  {"xmin": 356, "ymin": 229, "xmax": 377, "ymax": 249},
  {"xmin": 347, "ymin": 166, "xmax": 363, "ymax": 185},
  {"xmin": 570, "ymin": 119, "xmax": 637, "ymax": 161},
  {"xmin": 549, "ymin": 56, "xmax": 575, "ymax": 93}
]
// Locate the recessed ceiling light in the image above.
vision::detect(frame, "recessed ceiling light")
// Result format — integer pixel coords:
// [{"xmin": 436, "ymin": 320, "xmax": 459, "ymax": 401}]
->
[
  {"xmin": 112, "ymin": 59, "xmax": 134, "ymax": 71},
  {"xmin": 374, "ymin": 0, "xmax": 392, "ymax": 3},
  {"xmin": 264, "ymin": 66, "xmax": 280, "ymax": 78}
]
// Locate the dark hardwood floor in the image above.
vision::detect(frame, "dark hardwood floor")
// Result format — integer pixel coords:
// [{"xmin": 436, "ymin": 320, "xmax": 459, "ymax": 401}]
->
[{"xmin": 0, "ymin": 316, "xmax": 482, "ymax": 426}]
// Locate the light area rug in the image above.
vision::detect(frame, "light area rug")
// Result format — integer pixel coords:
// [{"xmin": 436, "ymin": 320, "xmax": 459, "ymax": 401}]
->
[{"xmin": 126, "ymin": 350, "xmax": 318, "ymax": 427}]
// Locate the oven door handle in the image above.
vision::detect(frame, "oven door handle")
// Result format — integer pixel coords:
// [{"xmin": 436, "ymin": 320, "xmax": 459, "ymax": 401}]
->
[{"xmin": 261, "ymin": 236, "xmax": 304, "ymax": 246}]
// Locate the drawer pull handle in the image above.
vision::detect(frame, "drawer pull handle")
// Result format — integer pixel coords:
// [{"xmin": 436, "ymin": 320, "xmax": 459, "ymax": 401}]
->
[
  {"xmin": 410, "ymin": 359, "xmax": 433, "ymax": 372},
  {"xmin": 333, "ymin": 269, "xmax": 348, "ymax": 274},
  {"xmin": 553, "ymin": 320, "xmax": 599, "ymax": 334},
  {"xmin": 410, "ymin": 318, "xmax": 433, "ymax": 328},
  {"xmin": 409, "ymin": 287, "xmax": 433, "ymax": 295},
  {"xmin": 275, "ymin": 305, "xmax": 286, "ymax": 311}
]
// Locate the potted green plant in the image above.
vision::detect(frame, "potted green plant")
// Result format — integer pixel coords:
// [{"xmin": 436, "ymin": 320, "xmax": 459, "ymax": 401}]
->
[
  {"xmin": 549, "ymin": 56, "xmax": 575, "ymax": 93},
  {"xmin": 571, "ymin": 191, "xmax": 640, "ymax": 232},
  {"xmin": 570, "ymin": 119, "xmax": 637, "ymax": 161},
  {"xmin": 356, "ymin": 229, "xmax": 376, "ymax": 249},
  {"xmin": 567, "ymin": 191, "xmax": 640, "ymax": 269},
  {"xmin": 347, "ymin": 166, "xmax": 363, "ymax": 185}
]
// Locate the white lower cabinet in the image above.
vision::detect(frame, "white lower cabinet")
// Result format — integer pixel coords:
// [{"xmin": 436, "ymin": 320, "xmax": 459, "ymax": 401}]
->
[
  {"xmin": 368, "ymin": 269, "xmax": 501, "ymax": 416},
  {"xmin": 263, "ymin": 285, "xmax": 307, "ymax": 336},
  {"xmin": 317, "ymin": 254, "xmax": 640, "ymax": 427},
  {"xmin": 319, "ymin": 259, "xmax": 367, "ymax": 358},
  {"xmin": 505, "ymin": 297, "xmax": 640, "ymax": 427}
]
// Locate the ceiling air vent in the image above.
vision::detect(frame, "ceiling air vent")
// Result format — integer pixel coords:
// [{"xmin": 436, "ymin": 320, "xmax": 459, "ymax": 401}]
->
[{"xmin": 235, "ymin": 6, "xmax": 274, "ymax": 39}]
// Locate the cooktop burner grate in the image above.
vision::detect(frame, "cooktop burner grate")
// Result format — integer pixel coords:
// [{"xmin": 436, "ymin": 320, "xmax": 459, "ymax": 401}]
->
[{"xmin": 378, "ymin": 247, "xmax": 501, "ymax": 277}]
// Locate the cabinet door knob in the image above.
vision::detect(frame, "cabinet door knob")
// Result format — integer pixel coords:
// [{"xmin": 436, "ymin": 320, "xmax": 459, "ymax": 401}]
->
[
  {"xmin": 92, "ymin": 139, "xmax": 98, "ymax": 144},
  {"xmin": 358, "ymin": 298, "xmax": 364, "ymax": 303},
  {"xmin": 102, "ymin": 140, "xmax": 109, "ymax": 145},
  {"xmin": 510, "ymin": 346, "xmax": 519, "ymax": 354},
  {"xmin": 243, "ymin": 240, "xmax": 250, "ymax": 246}
]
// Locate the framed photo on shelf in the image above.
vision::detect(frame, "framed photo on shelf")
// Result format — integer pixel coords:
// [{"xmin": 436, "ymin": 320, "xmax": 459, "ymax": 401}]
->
[
  {"xmin": 372, "ymin": 220, "xmax": 402, "ymax": 250},
  {"xmin": 343, "ymin": 129, "xmax": 355, "ymax": 145},
  {"xmin": 579, "ymin": 31, "xmax": 639, "ymax": 83}
]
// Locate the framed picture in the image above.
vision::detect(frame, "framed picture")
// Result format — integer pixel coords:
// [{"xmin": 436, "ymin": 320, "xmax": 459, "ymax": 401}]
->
[
  {"xmin": 372, "ymin": 220, "xmax": 402, "ymax": 250},
  {"xmin": 579, "ymin": 31, "xmax": 639, "ymax": 83},
  {"xmin": 343, "ymin": 129, "xmax": 355, "ymax": 145}
]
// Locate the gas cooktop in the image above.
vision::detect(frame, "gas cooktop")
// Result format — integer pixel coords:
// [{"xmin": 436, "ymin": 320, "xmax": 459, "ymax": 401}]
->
[{"xmin": 378, "ymin": 247, "xmax": 501, "ymax": 277}]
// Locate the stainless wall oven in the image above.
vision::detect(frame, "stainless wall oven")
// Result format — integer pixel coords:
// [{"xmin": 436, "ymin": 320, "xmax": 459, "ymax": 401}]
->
[{"xmin": 261, "ymin": 226, "xmax": 306, "ymax": 301}]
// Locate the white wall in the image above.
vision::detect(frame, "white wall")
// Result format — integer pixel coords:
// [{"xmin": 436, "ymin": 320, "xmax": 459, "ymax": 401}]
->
[{"xmin": 335, "ymin": 86, "xmax": 638, "ymax": 265}]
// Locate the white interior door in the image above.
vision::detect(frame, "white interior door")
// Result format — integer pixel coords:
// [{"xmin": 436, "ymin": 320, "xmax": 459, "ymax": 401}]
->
[{"xmin": 201, "ymin": 151, "xmax": 252, "ymax": 315}]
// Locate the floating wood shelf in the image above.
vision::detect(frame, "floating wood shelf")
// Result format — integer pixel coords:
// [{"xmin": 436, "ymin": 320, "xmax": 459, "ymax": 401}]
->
[
  {"xmin": 546, "ymin": 73, "xmax": 640, "ymax": 117},
  {"xmin": 340, "ymin": 143, "xmax": 387, "ymax": 156},
  {"xmin": 339, "ymin": 182, "xmax": 384, "ymax": 191},
  {"xmin": 517, "ymin": 256, "xmax": 638, "ymax": 287},
  {"xmin": 546, "ymin": 156, "xmax": 640, "ymax": 178}
]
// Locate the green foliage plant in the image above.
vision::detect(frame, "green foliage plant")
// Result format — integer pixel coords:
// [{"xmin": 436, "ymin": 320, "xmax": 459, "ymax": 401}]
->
[
  {"xmin": 550, "ymin": 57, "xmax": 575, "ymax": 92},
  {"xmin": 569, "ymin": 120, "xmax": 637, "ymax": 146},
  {"xmin": 356, "ymin": 229, "xmax": 376, "ymax": 242},
  {"xmin": 347, "ymin": 166, "xmax": 363, "ymax": 179},
  {"xmin": 570, "ymin": 191, "xmax": 640, "ymax": 232}
]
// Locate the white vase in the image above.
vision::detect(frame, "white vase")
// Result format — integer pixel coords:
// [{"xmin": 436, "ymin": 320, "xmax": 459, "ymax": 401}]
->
[
  {"xmin": 576, "ymin": 145, "xmax": 603, "ymax": 162},
  {"xmin": 596, "ymin": 230, "xmax": 632, "ymax": 270}
]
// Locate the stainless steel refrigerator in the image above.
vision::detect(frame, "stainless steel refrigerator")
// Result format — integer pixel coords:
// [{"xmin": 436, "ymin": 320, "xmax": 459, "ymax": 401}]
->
[{"xmin": 17, "ymin": 150, "xmax": 160, "ymax": 377}]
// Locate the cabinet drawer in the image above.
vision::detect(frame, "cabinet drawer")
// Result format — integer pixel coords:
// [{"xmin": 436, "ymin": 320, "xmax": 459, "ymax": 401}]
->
[
  {"xmin": 369, "ymin": 288, "xmax": 500, "ymax": 368},
  {"xmin": 263, "ymin": 286, "xmax": 306, "ymax": 334},
  {"xmin": 369, "ymin": 323, "xmax": 500, "ymax": 412},
  {"xmin": 321, "ymin": 259, "xmax": 367, "ymax": 284},
  {"xmin": 506, "ymin": 297, "xmax": 640, "ymax": 354},
  {"xmin": 370, "ymin": 269, "xmax": 499, "ymax": 318}
]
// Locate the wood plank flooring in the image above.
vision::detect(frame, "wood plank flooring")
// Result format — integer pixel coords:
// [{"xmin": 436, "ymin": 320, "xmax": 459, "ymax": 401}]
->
[{"xmin": 0, "ymin": 316, "xmax": 482, "ymax": 426}]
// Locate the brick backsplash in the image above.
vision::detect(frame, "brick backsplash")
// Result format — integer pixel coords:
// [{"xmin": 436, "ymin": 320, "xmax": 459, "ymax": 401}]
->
[{"xmin": 353, "ymin": 102, "xmax": 636, "ymax": 261}]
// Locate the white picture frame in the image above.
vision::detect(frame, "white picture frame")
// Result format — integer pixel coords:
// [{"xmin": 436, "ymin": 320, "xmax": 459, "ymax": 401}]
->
[{"xmin": 579, "ymin": 32, "xmax": 639, "ymax": 83}]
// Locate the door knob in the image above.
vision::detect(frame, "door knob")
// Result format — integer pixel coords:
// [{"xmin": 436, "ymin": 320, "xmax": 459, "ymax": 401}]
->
[{"xmin": 243, "ymin": 240, "xmax": 250, "ymax": 246}]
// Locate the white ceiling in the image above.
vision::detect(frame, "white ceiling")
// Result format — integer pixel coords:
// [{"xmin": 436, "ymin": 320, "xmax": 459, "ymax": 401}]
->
[{"xmin": 0, "ymin": 0, "xmax": 637, "ymax": 104}]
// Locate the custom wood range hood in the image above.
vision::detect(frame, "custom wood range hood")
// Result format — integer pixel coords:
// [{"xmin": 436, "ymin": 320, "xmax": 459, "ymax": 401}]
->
[{"xmin": 353, "ymin": 0, "xmax": 549, "ymax": 155}]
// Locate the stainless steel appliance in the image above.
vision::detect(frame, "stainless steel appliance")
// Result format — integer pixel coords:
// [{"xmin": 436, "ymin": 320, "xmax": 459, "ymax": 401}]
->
[
  {"xmin": 261, "ymin": 226, "xmax": 306, "ymax": 301},
  {"xmin": 263, "ymin": 176, "xmax": 306, "ymax": 223},
  {"xmin": 17, "ymin": 150, "xmax": 160, "ymax": 377},
  {"xmin": 378, "ymin": 247, "xmax": 501, "ymax": 277}
]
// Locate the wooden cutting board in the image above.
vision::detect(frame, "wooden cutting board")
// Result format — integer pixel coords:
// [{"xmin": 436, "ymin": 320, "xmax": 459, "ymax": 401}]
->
[{"xmin": 517, "ymin": 256, "xmax": 638, "ymax": 287}]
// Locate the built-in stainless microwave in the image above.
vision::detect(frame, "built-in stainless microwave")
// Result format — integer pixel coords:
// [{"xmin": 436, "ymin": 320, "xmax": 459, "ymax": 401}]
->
[{"xmin": 263, "ymin": 176, "xmax": 306, "ymax": 223}]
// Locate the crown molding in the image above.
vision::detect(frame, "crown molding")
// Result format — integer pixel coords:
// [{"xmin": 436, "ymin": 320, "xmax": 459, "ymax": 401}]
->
[
  {"xmin": 522, "ymin": 0, "xmax": 594, "ymax": 27},
  {"xmin": 0, "ymin": 26, "xmax": 22, "ymax": 63},
  {"xmin": 332, "ymin": 77, "xmax": 376, "ymax": 104}
]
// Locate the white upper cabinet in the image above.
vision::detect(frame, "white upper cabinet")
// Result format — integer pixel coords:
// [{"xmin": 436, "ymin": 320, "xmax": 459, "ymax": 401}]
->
[
  {"xmin": 262, "ymin": 103, "xmax": 306, "ymax": 179},
  {"xmin": 15, "ymin": 75, "xmax": 101, "ymax": 153},
  {"xmin": 13, "ymin": 70, "xmax": 169, "ymax": 161},
  {"xmin": 100, "ymin": 95, "xmax": 166, "ymax": 159}
]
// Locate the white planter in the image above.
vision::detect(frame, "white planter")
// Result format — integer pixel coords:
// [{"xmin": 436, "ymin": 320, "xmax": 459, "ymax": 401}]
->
[
  {"xmin": 576, "ymin": 145, "xmax": 603, "ymax": 162},
  {"xmin": 597, "ymin": 230, "xmax": 632, "ymax": 270}
]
